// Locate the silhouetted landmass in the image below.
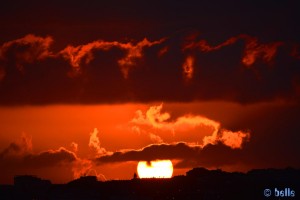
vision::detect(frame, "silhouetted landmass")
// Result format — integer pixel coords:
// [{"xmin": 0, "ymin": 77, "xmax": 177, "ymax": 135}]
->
[{"xmin": 1, "ymin": 167, "xmax": 299, "ymax": 199}]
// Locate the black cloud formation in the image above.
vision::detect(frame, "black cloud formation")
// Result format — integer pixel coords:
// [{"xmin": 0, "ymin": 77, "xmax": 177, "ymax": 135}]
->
[
  {"xmin": 95, "ymin": 142, "xmax": 242, "ymax": 169},
  {"xmin": 0, "ymin": 140, "xmax": 77, "ymax": 169}
]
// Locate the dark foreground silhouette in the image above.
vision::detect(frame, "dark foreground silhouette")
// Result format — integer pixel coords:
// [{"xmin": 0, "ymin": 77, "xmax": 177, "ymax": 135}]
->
[{"xmin": 1, "ymin": 167, "xmax": 299, "ymax": 199}]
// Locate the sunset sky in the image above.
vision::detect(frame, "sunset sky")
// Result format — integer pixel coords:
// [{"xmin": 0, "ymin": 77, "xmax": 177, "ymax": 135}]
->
[{"xmin": 0, "ymin": 0, "xmax": 300, "ymax": 184}]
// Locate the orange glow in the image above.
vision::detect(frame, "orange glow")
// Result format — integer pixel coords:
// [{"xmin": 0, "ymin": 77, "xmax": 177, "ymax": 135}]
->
[
  {"xmin": 137, "ymin": 160, "xmax": 173, "ymax": 178},
  {"xmin": 242, "ymin": 37, "xmax": 282, "ymax": 67},
  {"xmin": 0, "ymin": 101, "xmax": 262, "ymax": 183},
  {"xmin": 182, "ymin": 55, "xmax": 194, "ymax": 81},
  {"xmin": 220, "ymin": 130, "xmax": 250, "ymax": 149}
]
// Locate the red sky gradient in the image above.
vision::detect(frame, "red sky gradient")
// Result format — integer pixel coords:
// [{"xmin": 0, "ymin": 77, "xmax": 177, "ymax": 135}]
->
[{"xmin": 0, "ymin": 0, "xmax": 300, "ymax": 184}]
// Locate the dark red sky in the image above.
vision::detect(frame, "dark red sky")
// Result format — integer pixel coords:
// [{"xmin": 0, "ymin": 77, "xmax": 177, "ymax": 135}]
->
[{"xmin": 0, "ymin": 0, "xmax": 299, "ymax": 184}]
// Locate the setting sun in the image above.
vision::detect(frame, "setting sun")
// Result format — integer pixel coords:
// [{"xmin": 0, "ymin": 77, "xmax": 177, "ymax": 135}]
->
[{"xmin": 137, "ymin": 160, "xmax": 173, "ymax": 178}]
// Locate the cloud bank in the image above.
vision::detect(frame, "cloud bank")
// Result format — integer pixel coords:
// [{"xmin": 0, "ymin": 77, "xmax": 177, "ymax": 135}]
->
[
  {"xmin": 0, "ymin": 131, "xmax": 107, "ymax": 183},
  {"xmin": 0, "ymin": 32, "xmax": 299, "ymax": 104}
]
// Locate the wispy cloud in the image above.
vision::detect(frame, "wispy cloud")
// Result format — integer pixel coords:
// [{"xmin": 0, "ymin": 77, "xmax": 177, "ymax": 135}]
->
[
  {"xmin": 59, "ymin": 40, "xmax": 118, "ymax": 77},
  {"xmin": 131, "ymin": 104, "xmax": 250, "ymax": 149},
  {"xmin": 59, "ymin": 38, "xmax": 165, "ymax": 78},
  {"xmin": 183, "ymin": 34, "xmax": 283, "ymax": 68},
  {"xmin": 183, "ymin": 36, "xmax": 238, "ymax": 52},
  {"xmin": 241, "ymin": 35, "xmax": 283, "ymax": 67},
  {"xmin": 88, "ymin": 128, "xmax": 107, "ymax": 156},
  {"xmin": 117, "ymin": 38, "xmax": 166, "ymax": 78}
]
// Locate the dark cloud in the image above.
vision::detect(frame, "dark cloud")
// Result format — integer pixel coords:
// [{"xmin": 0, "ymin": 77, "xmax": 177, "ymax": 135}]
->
[
  {"xmin": 0, "ymin": 135, "xmax": 93, "ymax": 184},
  {"xmin": 0, "ymin": 136, "xmax": 77, "ymax": 169},
  {"xmin": 175, "ymin": 143, "xmax": 242, "ymax": 169},
  {"xmin": 0, "ymin": 34, "xmax": 53, "ymax": 74},
  {"xmin": 95, "ymin": 142, "xmax": 243, "ymax": 169},
  {"xmin": 0, "ymin": 0, "xmax": 299, "ymax": 105},
  {"xmin": 182, "ymin": 34, "xmax": 283, "ymax": 67},
  {"xmin": 0, "ymin": 134, "xmax": 32, "ymax": 158},
  {"xmin": 96, "ymin": 143, "xmax": 199, "ymax": 163},
  {"xmin": 0, "ymin": 32, "xmax": 299, "ymax": 105},
  {"xmin": 21, "ymin": 148, "xmax": 77, "ymax": 168}
]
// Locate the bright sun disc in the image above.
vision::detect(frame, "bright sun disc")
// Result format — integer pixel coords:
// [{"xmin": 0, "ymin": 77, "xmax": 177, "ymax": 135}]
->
[{"xmin": 137, "ymin": 160, "xmax": 173, "ymax": 178}]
